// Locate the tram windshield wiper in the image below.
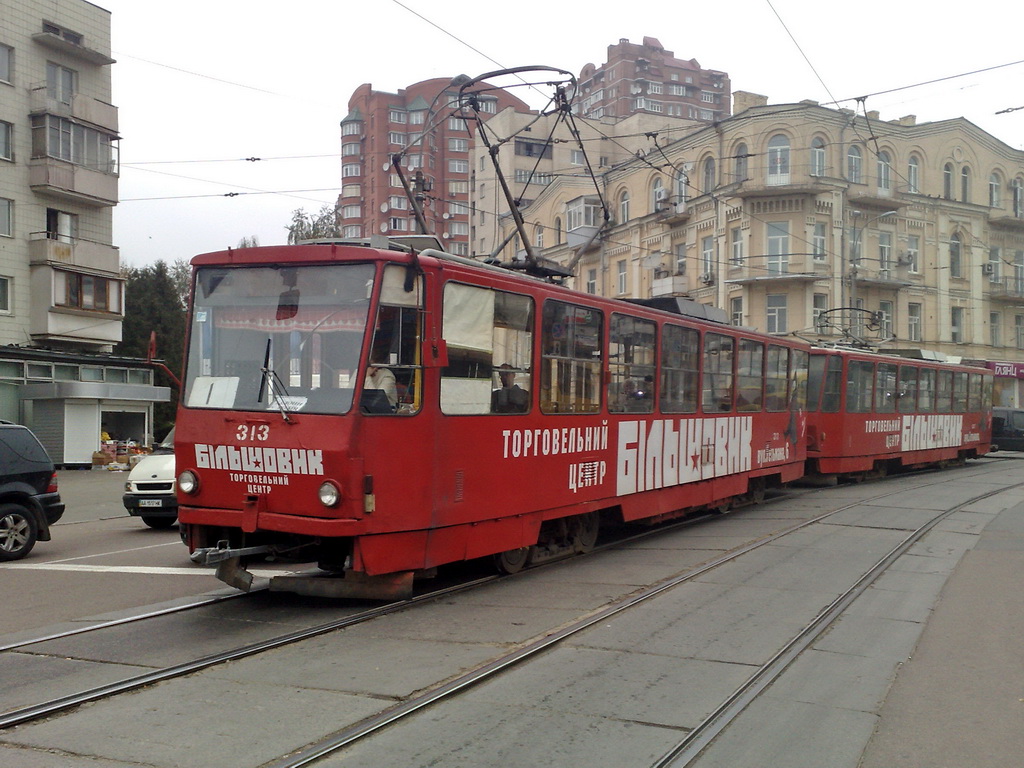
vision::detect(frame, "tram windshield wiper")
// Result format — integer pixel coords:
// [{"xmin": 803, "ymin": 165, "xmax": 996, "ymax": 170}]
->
[{"xmin": 258, "ymin": 337, "xmax": 293, "ymax": 422}]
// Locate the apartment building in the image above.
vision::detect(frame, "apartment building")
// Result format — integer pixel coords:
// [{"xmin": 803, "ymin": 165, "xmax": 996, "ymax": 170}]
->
[
  {"xmin": 338, "ymin": 78, "xmax": 530, "ymax": 256},
  {"xmin": 487, "ymin": 96, "xmax": 1024, "ymax": 406},
  {"xmin": 0, "ymin": 0, "xmax": 168, "ymax": 461},
  {"xmin": 575, "ymin": 37, "xmax": 730, "ymax": 123}
]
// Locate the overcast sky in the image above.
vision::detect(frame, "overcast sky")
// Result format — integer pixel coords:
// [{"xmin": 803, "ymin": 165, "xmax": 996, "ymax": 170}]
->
[{"xmin": 98, "ymin": 0, "xmax": 1024, "ymax": 268}]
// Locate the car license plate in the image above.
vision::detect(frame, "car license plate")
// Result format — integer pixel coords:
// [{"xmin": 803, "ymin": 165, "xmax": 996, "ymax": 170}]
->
[{"xmin": 139, "ymin": 499, "xmax": 163, "ymax": 507}]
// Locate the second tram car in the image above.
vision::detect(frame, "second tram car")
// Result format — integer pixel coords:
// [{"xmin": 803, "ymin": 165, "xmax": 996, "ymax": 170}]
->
[
  {"xmin": 804, "ymin": 347, "xmax": 992, "ymax": 478},
  {"xmin": 177, "ymin": 241, "xmax": 811, "ymax": 597}
]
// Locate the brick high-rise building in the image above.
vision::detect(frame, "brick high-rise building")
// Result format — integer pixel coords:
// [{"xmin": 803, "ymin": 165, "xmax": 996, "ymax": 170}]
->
[
  {"xmin": 338, "ymin": 78, "xmax": 530, "ymax": 256},
  {"xmin": 576, "ymin": 37, "xmax": 730, "ymax": 123}
]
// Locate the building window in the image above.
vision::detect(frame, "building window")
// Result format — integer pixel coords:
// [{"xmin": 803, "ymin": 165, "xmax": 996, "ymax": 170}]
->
[
  {"xmin": 810, "ymin": 137, "xmax": 826, "ymax": 177},
  {"xmin": 701, "ymin": 236, "xmax": 714, "ymax": 275},
  {"xmin": 409, "ymin": 111, "xmax": 425, "ymax": 125},
  {"xmin": 906, "ymin": 235, "xmax": 920, "ymax": 273},
  {"xmin": 907, "ymin": 155, "xmax": 920, "ymax": 193},
  {"xmin": 702, "ymin": 157, "xmax": 716, "ymax": 193},
  {"xmin": 0, "ymin": 198, "xmax": 10, "ymax": 237},
  {"xmin": 943, "ymin": 164, "xmax": 954, "ymax": 199},
  {"xmin": 341, "ymin": 163, "xmax": 360, "ymax": 177},
  {"xmin": 877, "ymin": 151, "xmax": 892, "ymax": 192},
  {"xmin": 991, "ymin": 312, "xmax": 1002, "ymax": 347},
  {"xmin": 341, "ymin": 143, "xmax": 360, "ymax": 156},
  {"xmin": 387, "ymin": 132, "xmax": 406, "ymax": 146},
  {"xmin": 617, "ymin": 259, "xmax": 627, "ymax": 294},
  {"xmin": 949, "ymin": 233, "xmax": 963, "ymax": 278},
  {"xmin": 448, "ymin": 117, "xmax": 468, "ymax": 132},
  {"xmin": 989, "ymin": 173, "xmax": 1002, "ymax": 207},
  {"xmin": 674, "ymin": 243, "xmax": 687, "ymax": 275},
  {"xmin": 847, "ymin": 146, "xmax": 862, "ymax": 183},
  {"xmin": 961, "ymin": 166, "xmax": 971, "ymax": 202},
  {"xmin": 449, "ymin": 222, "xmax": 469, "ymax": 236},
  {"xmin": 0, "ymin": 44, "xmax": 12, "ymax": 84},
  {"xmin": 730, "ymin": 296, "xmax": 743, "ymax": 327},
  {"xmin": 341, "ymin": 205, "xmax": 361, "ymax": 218},
  {"xmin": 389, "ymin": 217, "xmax": 408, "ymax": 231},
  {"xmin": 46, "ymin": 208, "xmax": 76, "ymax": 241},
  {"xmin": 566, "ymin": 196, "xmax": 601, "ymax": 230},
  {"xmin": 618, "ymin": 190, "xmax": 630, "ymax": 223},
  {"xmin": 449, "ymin": 242, "xmax": 468, "ymax": 256},
  {"xmin": 389, "ymin": 110, "xmax": 407, "ymax": 123},
  {"xmin": 731, "ymin": 227, "xmax": 744, "ymax": 267},
  {"xmin": 448, "ymin": 159, "xmax": 469, "ymax": 174},
  {"xmin": 586, "ymin": 268, "xmax": 597, "ymax": 295},
  {"xmin": 989, "ymin": 247, "xmax": 1002, "ymax": 282},
  {"xmin": 812, "ymin": 222, "xmax": 827, "ymax": 261},
  {"xmin": 766, "ymin": 294, "xmax": 787, "ymax": 334},
  {"xmin": 570, "ymin": 149, "xmax": 584, "ymax": 165},
  {"xmin": 46, "ymin": 62, "xmax": 77, "ymax": 105},
  {"xmin": 0, "ymin": 276, "xmax": 9, "ymax": 313},
  {"xmin": 675, "ymin": 170, "xmax": 689, "ymax": 206},
  {"xmin": 879, "ymin": 232, "xmax": 893, "ymax": 276},
  {"xmin": 341, "ymin": 225, "xmax": 361, "ymax": 238},
  {"xmin": 951, "ymin": 307, "xmax": 964, "ymax": 343},
  {"xmin": 651, "ymin": 178, "xmax": 664, "ymax": 212},
  {"xmin": 734, "ymin": 143, "xmax": 748, "ymax": 182},
  {"xmin": 767, "ymin": 134, "xmax": 790, "ymax": 185},
  {"xmin": 57, "ymin": 271, "xmax": 119, "ymax": 311},
  {"xmin": 766, "ymin": 222, "xmax": 789, "ymax": 274},
  {"xmin": 0, "ymin": 121, "xmax": 11, "ymax": 161},
  {"xmin": 448, "ymin": 181, "xmax": 469, "ymax": 195},
  {"xmin": 1016, "ymin": 315, "xmax": 1024, "ymax": 350},
  {"xmin": 1013, "ymin": 178, "xmax": 1024, "ymax": 218},
  {"xmin": 341, "ymin": 121, "xmax": 361, "ymax": 136},
  {"xmin": 908, "ymin": 302, "xmax": 922, "ymax": 342},
  {"xmin": 813, "ymin": 293, "xmax": 828, "ymax": 330},
  {"xmin": 448, "ymin": 138, "xmax": 468, "ymax": 152},
  {"xmin": 514, "ymin": 140, "xmax": 552, "ymax": 159},
  {"xmin": 878, "ymin": 300, "xmax": 893, "ymax": 336}
]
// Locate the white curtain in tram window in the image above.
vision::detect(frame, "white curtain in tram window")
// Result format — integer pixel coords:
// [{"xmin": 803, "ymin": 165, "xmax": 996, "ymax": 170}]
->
[
  {"xmin": 380, "ymin": 264, "xmax": 422, "ymax": 307},
  {"xmin": 443, "ymin": 283, "xmax": 494, "ymax": 353}
]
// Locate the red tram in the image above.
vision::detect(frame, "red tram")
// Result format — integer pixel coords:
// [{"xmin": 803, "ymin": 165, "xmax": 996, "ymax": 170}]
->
[
  {"xmin": 804, "ymin": 347, "xmax": 991, "ymax": 478},
  {"xmin": 176, "ymin": 241, "xmax": 811, "ymax": 597}
]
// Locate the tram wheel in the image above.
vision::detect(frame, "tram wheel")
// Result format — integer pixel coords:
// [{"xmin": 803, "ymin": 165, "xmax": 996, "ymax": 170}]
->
[
  {"xmin": 572, "ymin": 512, "xmax": 600, "ymax": 554},
  {"xmin": 493, "ymin": 547, "xmax": 531, "ymax": 574}
]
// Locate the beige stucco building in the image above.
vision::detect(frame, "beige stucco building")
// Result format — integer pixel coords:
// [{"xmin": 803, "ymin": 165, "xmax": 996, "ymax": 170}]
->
[{"xmin": 481, "ymin": 94, "xmax": 1024, "ymax": 405}]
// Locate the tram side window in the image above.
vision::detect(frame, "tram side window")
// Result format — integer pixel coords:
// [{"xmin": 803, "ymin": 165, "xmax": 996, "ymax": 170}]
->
[
  {"xmin": 897, "ymin": 366, "xmax": 919, "ymax": 413},
  {"xmin": 952, "ymin": 371, "xmax": 968, "ymax": 412},
  {"xmin": 967, "ymin": 373, "xmax": 982, "ymax": 412},
  {"xmin": 918, "ymin": 368, "xmax": 936, "ymax": 412},
  {"xmin": 936, "ymin": 370, "xmax": 953, "ymax": 413},
  {"xmin": 735, "ymin": 339, "xmax": 764, "ymax": 412},
  {"xmin": 660, "ymin": 324, "xmax": 699, "ymax": 414},
  {"xmin": 806, "ymin": 354, "xmax": 826, "ymax": 412},
  {"xmin": 765, "ymin": 345, "xmax": 789, "ymax": 411},
  {"xmin": 847, "ymin": 360, "xmax": 874, "ymax": 413},
  {"xmin": 819, "ymin": 355, "xmax": 842, "ymax": 412},
  {"xmin": 541, "ymin": 301, "xmax": 602, "ymax": 414},
  {"xmin": 982, "ymin": 375, "xmax": 993, "ymax": 409},
  {"xmin": 364, "ymin": 265, "xmax": 424, "ymax": 415},
  {"xmin": 439, "ymin": 283, "xmax": 534, "ymax": 415},
  {"xmin": 874, "ymin": 363, "xmax": 897, "ymax": 413},
  {"xmin": 608, "ymin": 314, "xmax": 656, "ymax": 413},
  {"xmin": 702, "ymin": 333, "xmax": 735, "ymax": 413},
  {"xmin": 791, "ymin": 349, "xmax": 809, "ymax": 411}
]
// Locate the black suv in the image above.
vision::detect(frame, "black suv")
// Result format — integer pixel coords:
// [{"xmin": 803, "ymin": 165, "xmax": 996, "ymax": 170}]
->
[
  {"xmin": 992, "ymin": 408, "xmax": 1024, "ymax": 452},
  {"xmin": 0, "ymin": 421, "xmax": 65, "ymax": 560}
]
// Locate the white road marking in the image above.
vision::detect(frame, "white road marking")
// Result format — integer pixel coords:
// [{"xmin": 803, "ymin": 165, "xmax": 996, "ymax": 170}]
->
[{"xmin": 1, "ymin": 563, "xmax": 293, "ymax": 577}]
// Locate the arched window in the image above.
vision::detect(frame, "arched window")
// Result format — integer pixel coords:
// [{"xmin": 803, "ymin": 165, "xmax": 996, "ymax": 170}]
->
[
  {"xmin": 907, "ymin": 155, "xmax": 921, "ymax": 193},
  {"xmin": 847, "ymin": 146, "xmax": 862, "ymax": 183},
  {"xmin": 618, "ymin": 190, "xmax": 630, "ymax": 223},
  {"xmin": 961, "ymin": 166, "xmax": 971, "ymax": 203},
  {"xmin": 651, "ymin": 177, "xmax": 664, "ymax": 212},
  {"xmin": 735, "ymin": 143, "xmax": 748, "ymax": 182},
  {"xmin": 989, "ymin": 173, "xmax": 1002, "ymax": 208},
  {"xmin": 535, "ymin": 225, "xmax": 544, "ymax": 249},
  {"xmin": 702, "ymin": 157, "xmax": 716, "ymax": 193},
  {"xmin": 767, "ymin": 134, "xmax": 790, "ymax": 185},
  {"xmin": 675, "ymin": 169, "xmax": 689, "ymax": 207},
  {"xmin": 877, "ymin": 151, "xmax": 892, "ymax": 192},
  {"xmin": 1013, "ymin": 177, "xmax": 1024, "ymax": 218},
  {"xmin": 553, "ymin": 216, "xmax": 562, "ymax": 244},
  {"xmin": 943, "ymin": 163, "xmax": 954, "ymax": 199},
  {"xmin": 810, "ymin": 137, "xmax": 826, "ymax": 177}
]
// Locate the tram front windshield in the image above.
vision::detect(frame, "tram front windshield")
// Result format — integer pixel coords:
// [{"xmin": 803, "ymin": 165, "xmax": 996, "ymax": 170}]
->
[{"xmin": 183, "ymin": 263, "xmax": 375, "ymax": 415}]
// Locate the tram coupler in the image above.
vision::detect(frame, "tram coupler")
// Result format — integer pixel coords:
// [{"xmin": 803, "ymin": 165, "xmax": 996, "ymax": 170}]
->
[
  {"xmin": 268, "ymin": 569, "xmax": 414, "ymax": 600},
  {"xmin": 189, "ymin": 541, "xmax": 273, "ymax": 592}
]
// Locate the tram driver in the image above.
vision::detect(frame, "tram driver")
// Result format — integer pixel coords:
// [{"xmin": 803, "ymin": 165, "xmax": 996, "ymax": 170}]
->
[
  {"xmin": 491, "ymin": 364, "xmax": 529, "ymax": 413},
  {"xmin": 363, "ymin": 363, "xmax": 398, "ymax": 412}
]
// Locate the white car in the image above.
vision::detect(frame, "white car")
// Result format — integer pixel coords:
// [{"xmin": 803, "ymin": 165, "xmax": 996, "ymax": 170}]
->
[{"xmin": 122, "ymin": 428, "xmax": 177, "ymax": 529}]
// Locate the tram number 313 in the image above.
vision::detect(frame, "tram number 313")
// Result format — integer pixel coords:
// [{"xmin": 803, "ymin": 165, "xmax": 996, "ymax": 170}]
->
[{"xmin": 236, "ymin": 424, "xmax": 271, "ymax": 442}]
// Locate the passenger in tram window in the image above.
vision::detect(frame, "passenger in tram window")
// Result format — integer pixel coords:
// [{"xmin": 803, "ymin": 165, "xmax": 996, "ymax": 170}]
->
[
  {"xmin": 492, "ymin": 364, "xmax": 529, "ymax": 413},
  {"xmin": 364, "ymin": 364, "xmax": 398, "ymax": 409}
]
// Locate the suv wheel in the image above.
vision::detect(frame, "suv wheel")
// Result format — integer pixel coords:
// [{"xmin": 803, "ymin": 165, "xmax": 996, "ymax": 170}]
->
[{"xmin": 0, "ymin": 503, "xmax": 38, "ymax": 561}]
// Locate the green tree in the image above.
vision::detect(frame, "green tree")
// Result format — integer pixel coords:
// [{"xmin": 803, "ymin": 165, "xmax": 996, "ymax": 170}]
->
[
  {"xmin": 118, "ymin": 260, "xmax": 187, "ymax": 434},
  {"xmin": 286, "ymin": 204, "xmax": 339, "ymax": 244}
]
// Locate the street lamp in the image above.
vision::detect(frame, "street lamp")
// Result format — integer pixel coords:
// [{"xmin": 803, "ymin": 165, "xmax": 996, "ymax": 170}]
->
[{"xmin": 848, "ymin": 209, "xmax": 898, "ymax": 334}]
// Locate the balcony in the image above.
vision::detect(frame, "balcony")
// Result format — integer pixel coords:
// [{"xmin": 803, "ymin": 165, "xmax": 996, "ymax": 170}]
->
[
  {"xmin": 987, "ymin": 275, "xmax": 1024, "ymax": 302},
  {"xmin": 29, "ymin": 157, "xmax": 118, "ymax": 207},
  {"xmin": 29, "ymin": 85, "xmax": 118, "ymax": 133},
  {"xmin": 850, "ymin": 264, "xmax": 911, "ymax": 289},
  {"xmin": 29, "ymin": 233, "xmax": 120, "ymax": 274},
  {"xmin": 988, "ymin": 212, "xmax": 1024, "ymax": 231},
  {"xmin": 32, "ymin": 30, "xmax": 115, "ymax": 66},
  {"xmin": 733, "ymin": 179, "xmax": 831, "ymax": 200},
  {"xmin": 651, "ymin": 274, "xmax": 689, "ymax": 297}
]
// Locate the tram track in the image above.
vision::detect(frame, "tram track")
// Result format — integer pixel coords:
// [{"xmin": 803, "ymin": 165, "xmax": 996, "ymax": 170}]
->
[{"xmin": 1, "ymin": 458, "xmax": 1015, "ymax": 762}]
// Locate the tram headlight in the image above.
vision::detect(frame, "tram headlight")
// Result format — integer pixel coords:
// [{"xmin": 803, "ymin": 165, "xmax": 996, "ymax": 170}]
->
[
  {"xmin": 178, "ymin": 470, "xmax": 200, "ymax": 495},
  {"xmin": 318, "ymin": 481, "xmax": 341, "ymax": 507}
]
